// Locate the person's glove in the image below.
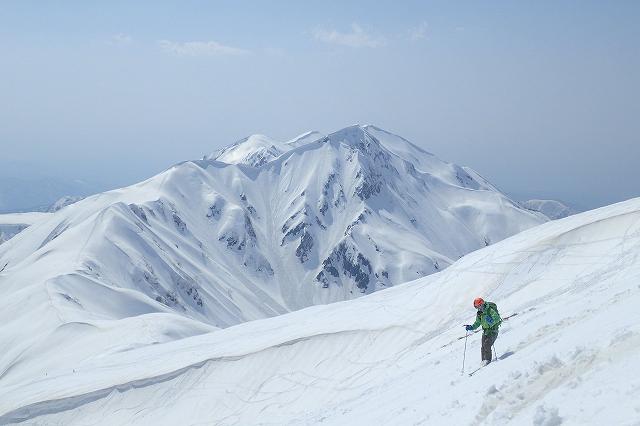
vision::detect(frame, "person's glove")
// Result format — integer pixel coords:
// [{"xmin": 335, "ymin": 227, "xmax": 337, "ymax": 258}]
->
[
  {"xmin": 486, "ymin": 316, "xmax": 494, "ymax": 325},
  {"xmin": 465, "ymin": 325, "xmax": 473, "ymax": 331}
]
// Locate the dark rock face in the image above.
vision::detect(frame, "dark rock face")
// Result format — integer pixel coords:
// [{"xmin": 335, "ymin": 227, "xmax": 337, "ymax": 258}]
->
[
  {"xmin": 282, "ymin": 221, "xmax": 308, "ymax": 244},
  {"xmin": 139, "ymin": 259, "xmax": 204, "ymax": 312},
  {"xmin": 172, "ymin": 213, "xmax": 187, "ymax": 233},
  {"xmin": 296, "ymin": 231, "xmax": 314, "ymax": 263},
  {"xmin": 219, "ymin": 216, "xmax": 257, "ymax": 253},
  {"xmin": 322, "ymin": 173, "xmax": 337, "ymax": 197},
  {"xmin": 344, "ymin": 210, "xmax": 369, "ymax": 237},
  {"xmin": 244, "ymin": 214, "xmax": 256, "ymax": 239},
  {"xmin": 319, "ymin": 201, "xmax": 329, "ymax": 216},
  {"xmin": 281, "ymin": 220, "xmax": 314, "ymax": 264},
  {"xmin": 280, "ymin": 204, "xmax": 318, "ymax": 263},
  {"xmin": 211, "ymin": 196, "xmax": 274, "ymax": 277},
  {"xmin": 206, "ymin": 203, "xmax": 222, "ymax": 220},
  {"xmin": 316, "ymin": 241, "xmax": 373, "ymax": 290},
  {"xmin": 129, "ymin": 204, "xmax": 148, "ymax": 224},
  {"xmin": 354, "ymin": 172, "xmax": 383, "ymax": 201}
]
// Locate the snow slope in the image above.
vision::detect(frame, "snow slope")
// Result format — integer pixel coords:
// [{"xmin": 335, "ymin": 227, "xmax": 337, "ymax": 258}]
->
[
  {"xmin": 0, "ymin": 212, "xmax": 51, "ymax": 244},
  {"xmin": 1, "ymin": 197, "xmax": 638, "ymax": 425}
]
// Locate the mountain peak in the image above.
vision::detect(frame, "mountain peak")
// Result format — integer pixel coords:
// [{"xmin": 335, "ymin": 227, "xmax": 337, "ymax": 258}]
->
[
  {"xmin": 206, "ymin": 125, "xmax": 419, "ymax": 169},
  {"xmin": 208, "ymin": 134, "xmax": 289, "ymax": 167},
  {"xmin": 327, "ymin": 124, "xmax": 372, "ymax": 143}
]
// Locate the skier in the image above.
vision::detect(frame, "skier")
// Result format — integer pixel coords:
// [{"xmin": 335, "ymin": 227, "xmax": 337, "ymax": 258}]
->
[{"xmin": 464, "ymin": 297, "xmax": 502, "ymax": 366}]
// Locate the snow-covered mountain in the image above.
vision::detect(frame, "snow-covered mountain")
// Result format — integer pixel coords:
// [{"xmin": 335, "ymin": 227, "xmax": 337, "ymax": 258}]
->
[
  {"xmin": 522, "ymin": 199, "xmax": 577, "ymax": 220},
  {"xmin": 207, "ymin": 130, "xmax": 326, "ymax": 166},
  {"xmin": 47, "ymin": 195, "xmax": 84, "ymax": 213},
  {"xmin": 0, "ymin": 125, "xmax": 544, "ymax": 334},
  {"xmin": 1, "ymin": 197, "xmax": 638, "ymax": 425}
]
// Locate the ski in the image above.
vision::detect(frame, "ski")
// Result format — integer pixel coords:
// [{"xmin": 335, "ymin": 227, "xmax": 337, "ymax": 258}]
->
[
  {"xmin": 468, "ymin": 366, "xmax": 483, "ymax": 377},
  {"xmin": 468, "ymin": 363, "xmax": 490, "ymax": 377}
]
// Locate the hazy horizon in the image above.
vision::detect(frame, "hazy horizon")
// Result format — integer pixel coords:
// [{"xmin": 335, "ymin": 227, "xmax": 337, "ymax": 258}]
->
[{"xmin": 1, "ymin": 1, "xmax": 638, "ymax": 210}]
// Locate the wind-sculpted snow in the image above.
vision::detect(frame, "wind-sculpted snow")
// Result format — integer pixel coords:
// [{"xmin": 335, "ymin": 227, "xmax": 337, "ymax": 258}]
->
[{"xmin": 1, "ymin": 197, "xmax": 638, "ymax": 425}]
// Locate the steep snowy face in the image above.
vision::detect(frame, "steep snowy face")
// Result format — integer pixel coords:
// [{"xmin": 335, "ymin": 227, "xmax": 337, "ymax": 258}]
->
[
  {"xmin": 0, "ymin": 125, "xmax": 544, "ymax": 337},
  {"xmin": 1, "ymin": 198, "xmax": 638, "ymax": 425}
]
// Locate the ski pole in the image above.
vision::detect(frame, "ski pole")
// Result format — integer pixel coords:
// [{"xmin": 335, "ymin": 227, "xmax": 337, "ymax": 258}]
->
[{"xmin": 461, "ymin": 330, "xmax": 469, "ymax": 375}]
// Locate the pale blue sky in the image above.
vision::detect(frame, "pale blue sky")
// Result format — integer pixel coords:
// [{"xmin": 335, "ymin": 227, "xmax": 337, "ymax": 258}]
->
[{"xmin": 1, "ymin": 1, "xmax": 638, "ymax": 209}]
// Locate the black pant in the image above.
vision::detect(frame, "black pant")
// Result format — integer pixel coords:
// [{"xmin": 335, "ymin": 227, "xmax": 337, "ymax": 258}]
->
[{"xmin": 481, "ymin": 331, "xmax": 498, "ymax": 362}]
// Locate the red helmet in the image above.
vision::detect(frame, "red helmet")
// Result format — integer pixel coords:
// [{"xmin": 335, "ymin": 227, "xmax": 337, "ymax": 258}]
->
[{"xmin": 473, "ymin": 297, "xmax": 485, "ymax": 309}]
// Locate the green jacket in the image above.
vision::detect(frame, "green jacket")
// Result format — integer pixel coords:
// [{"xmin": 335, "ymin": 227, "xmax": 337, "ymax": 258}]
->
[{"xmin": 470, "ymin": 302, "xmax": 502, "ymax": 334}]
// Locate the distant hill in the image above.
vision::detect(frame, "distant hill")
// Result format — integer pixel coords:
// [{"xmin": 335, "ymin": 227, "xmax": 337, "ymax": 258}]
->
[{"xmin": 522, "ymin": 199, "xmax": 577, "ymax": 220}]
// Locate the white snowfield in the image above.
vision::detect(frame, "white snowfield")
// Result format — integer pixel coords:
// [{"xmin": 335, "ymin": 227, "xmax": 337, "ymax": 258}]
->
[{"xmin": 1, "ymin": 197, "xmax": 639, "ymax": 425}]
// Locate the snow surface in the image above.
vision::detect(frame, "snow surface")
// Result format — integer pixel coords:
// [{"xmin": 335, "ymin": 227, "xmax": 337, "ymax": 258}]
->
[
  {"xmin": 0, "ymin": 212, "xmax": 51, "ymax": 244},
  {"xmin": 523, "ymin": 199, "xmax": 576, "ymax": 220},
  {"xmin": 0, "ymin": 212, "xmax": 51, "ymax": 226},
  {"xmin": 1, "ymin": 197, "xmax": 639, "ymax": 425}
]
